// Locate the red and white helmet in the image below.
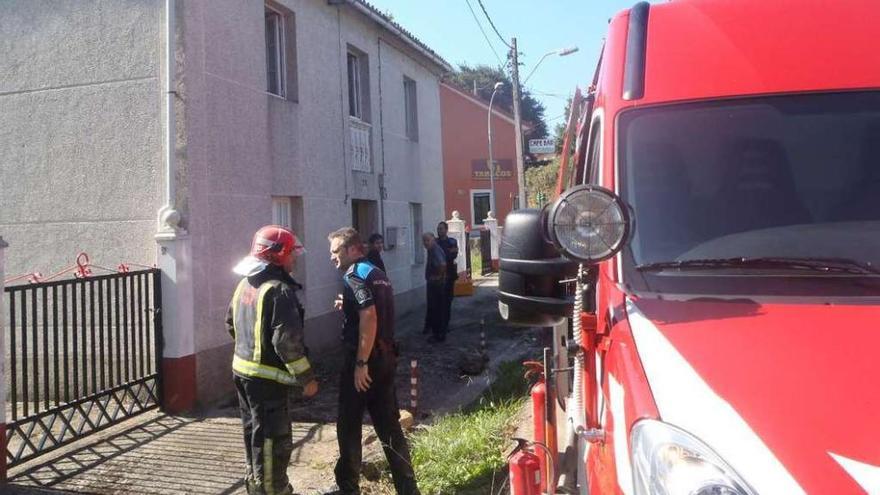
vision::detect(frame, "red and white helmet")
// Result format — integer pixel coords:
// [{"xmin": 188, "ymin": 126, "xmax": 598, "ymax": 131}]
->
[
  {"xmin": 234, "ymin": 225, "xmax": 305, "ymax": 276},
  {"xmin": 250, "ymin": 225, "xmax": 305, "ymax": 264}
]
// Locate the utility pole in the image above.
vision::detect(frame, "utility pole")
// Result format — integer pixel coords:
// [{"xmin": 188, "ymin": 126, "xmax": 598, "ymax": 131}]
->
[{"xmin": 509, "ymin": 37, "xmax": 528, "ymax": 209}]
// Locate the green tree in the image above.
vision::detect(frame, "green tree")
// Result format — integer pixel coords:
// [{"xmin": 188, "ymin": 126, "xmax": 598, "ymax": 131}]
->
[
  {"xmin": 446, "ymin": 64, "xmax": 548, "ymax": 140},
  {"xmin": 525, "ymin": 158, "xmax": 560, "ymax": 207},
  {"xmin": 553, "ymin": 96, "xmax": 573, "ymax": 154}
]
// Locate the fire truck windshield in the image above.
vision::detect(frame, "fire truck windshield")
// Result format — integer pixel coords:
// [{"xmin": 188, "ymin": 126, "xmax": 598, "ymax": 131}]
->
[{"xmin": 618, "ymin": 91, "xmax": 880, "ymax": 297}]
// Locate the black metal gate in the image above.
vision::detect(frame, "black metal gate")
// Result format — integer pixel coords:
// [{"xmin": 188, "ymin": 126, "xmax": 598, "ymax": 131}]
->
[
  {"xmin": 4, "ymin": 269, "xmax": 162, "ymax": 468},
  {"xmin": 480, "ymin": 229, "xmax": 493, "ymax": 275}
]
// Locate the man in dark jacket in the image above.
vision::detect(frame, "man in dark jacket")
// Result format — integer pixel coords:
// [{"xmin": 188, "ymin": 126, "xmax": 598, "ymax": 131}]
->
[
  {"xmin": 328, "ymin": 227, "xmax": 419, "ymax": 495},
  {"xmin": 366, "ymin": 233, "xmax": 386, "ymax": 273},
  {"xmin": 435, "ymin": 222, "xmax": 458, "ymax": 332},
  {"xmin": 422, "ymin": 232, "xmax": 447, "ymax": 343},
  {"xmin": 226, "ymin": 225, "xmax": 318, "ymax": 495}
]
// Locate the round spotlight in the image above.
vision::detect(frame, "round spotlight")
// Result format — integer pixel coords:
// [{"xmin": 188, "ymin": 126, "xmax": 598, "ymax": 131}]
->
[{"xmin": 547, "ymin": 185, "xmax": 631, "ymax": 263}]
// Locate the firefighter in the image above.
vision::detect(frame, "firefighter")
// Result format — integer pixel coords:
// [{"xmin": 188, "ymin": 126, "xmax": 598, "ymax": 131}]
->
[
  {"xmin": 226, "ymin": 225, "xmax": 318, "ymax": 495},
  {"xmin": 328, "ymin": 227, "xmax": 420, "ymax": 495}
]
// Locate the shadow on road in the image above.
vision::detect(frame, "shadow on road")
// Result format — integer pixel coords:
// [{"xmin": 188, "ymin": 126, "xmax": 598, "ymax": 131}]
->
[{"xmin": 7, "ymin": 412, "xmax": 325, "ymax": 494}]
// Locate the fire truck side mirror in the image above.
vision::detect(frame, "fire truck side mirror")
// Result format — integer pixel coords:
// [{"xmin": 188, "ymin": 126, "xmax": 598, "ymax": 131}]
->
[
  {"xmin": 498, "ymin": 208, "xmax": 577, "ymax": 327},
  {"xmin": 498, "ymin": 186, "xmax": 631, "ymax": 327}
]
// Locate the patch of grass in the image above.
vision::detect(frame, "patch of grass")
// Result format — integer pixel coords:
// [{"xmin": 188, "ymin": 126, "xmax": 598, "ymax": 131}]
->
[
  {"xmin": 465, "ymin": 359, "xmax": 531, "ymax": 413},
  {"xmin": 407, "ymin": 359, "xmax": 531, "ymax": 495},
  {"xmin": 410, "ymin": 399, "xmax": 522, "ymax": 494}
]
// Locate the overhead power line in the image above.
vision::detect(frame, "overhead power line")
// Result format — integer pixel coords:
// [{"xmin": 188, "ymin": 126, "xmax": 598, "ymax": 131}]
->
[
  {"xmin": 463, "ymin": 0, "xmax": 505, "ymax": 67},
  {"xmin": 476, "ymin": 0, "xmax": 513, "ymax": 49},
  {"xmin": 529, "ymin": 88, "xmax": 570, "ymax": 101}
]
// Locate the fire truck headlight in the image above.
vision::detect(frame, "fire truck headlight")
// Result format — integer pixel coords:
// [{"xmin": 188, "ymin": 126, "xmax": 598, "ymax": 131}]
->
[
  {"xmin": 547, "ymin": 185, "xmax": 630, "ymax": 264},
  {"xmin": 631, "ymin": 420, "xmax": 757, "ymax": 495}
]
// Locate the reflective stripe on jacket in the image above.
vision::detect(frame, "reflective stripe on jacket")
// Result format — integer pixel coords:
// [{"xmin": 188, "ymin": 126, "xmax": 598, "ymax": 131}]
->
[{"xmin": 225, "ymin": 267, "xmax": 312, "ymax": 386}]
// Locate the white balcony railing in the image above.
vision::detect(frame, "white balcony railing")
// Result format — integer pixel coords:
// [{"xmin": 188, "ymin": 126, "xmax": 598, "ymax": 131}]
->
[{"xmin": 349, "ymin": 117, "xmax": 372, "ymax": 172}]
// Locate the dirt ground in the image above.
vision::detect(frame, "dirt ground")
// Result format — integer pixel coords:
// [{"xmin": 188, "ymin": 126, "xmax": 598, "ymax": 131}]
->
[{"xmin": 5, "ymin": 276, "xmax": 546, "ymax": 495}]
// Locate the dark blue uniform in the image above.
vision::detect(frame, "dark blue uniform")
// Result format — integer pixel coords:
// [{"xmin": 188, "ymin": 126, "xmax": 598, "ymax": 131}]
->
[
  {"xmin": 335, "ymin": 259, "xmax": 419, "ymax": 495},
  {"xmin": 342, "ymin": 260, "xmax": 394, "ymax": 347}
]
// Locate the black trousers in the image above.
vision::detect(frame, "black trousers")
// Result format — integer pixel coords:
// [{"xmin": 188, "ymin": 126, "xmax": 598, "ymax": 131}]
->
[
  {"xmin": 234, "ymin": 375, "xmax": 294, "ymax": 495},
  {"xmin": 443, "ymin": 274, "xmax": 456, "ymax": 330},
  {"xmin": 424, "ymin": 280, "xmax": 447, "ymax": 339},
  {"xmin": 335, "ymin": 350, "xmax": 419, "ymax": 495}
]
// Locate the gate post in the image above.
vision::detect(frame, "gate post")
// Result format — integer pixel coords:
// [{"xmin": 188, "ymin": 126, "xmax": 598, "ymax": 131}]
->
[
  {"xmin": 446, "ymin": 211, "xmax": 467, "ymax": 277},
  {"xmin": 447, "ymin": 211, "xmax": 473, "ymax": 296},
  {"xmin": 0, "ymin": 237, "xmax": 8, "ymax": 482},
  {"xmin": 155, "ymin": 234, "xmax": 197, "ymax": 413},
  {"xmin": 483, "ymin": 211, "xmax": 500, "ymax": 271}
]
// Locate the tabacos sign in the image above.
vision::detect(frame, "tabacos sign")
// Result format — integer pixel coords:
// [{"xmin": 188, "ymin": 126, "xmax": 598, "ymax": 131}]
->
[{"xmin": 471, "ymin": 159, "xmax": 514, "ymax": 180}]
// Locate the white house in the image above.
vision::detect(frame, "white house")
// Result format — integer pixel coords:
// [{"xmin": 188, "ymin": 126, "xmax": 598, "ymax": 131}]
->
[{"xmin": 0, "ymin": 0, "xmax": 451, "ymax": 408}]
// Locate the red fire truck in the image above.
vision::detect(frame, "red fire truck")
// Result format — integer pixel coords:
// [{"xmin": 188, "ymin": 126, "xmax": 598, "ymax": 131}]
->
[{"xmin": 499, "ymin": 1, "xmax": 880, "ymax": 494}]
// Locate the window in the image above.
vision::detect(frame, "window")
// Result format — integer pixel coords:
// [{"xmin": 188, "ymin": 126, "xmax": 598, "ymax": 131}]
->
[
  {"xmin": 347, "ymin": 48, "xmax": 370, "ymax": 121},
  {"xmin": 471, "ymin": 191, "xmax": 492, "ymax": 225},
  {"xmin": 265, "ymin": 4, "xmax": 297, "ymax": 100},
  {"xmin": 272, "ymin": 197, "xmax": 291, "ymax": 228},
  {"xmin": 404, "ymin": 76, "xmax": 418, "ymax": 140},
  {"xmin": 619, "ymin": 91, "xmax": 880, "ymax": 297},
  {"xmin": 586, "ymin": 119, "xmax": 602, "ymax": 185},
  {"xmin": 272, "ymin": 196, "xmax": 306, "ymax": 280},
  {"xmin": 410, "ymin": 203, "xmax": 424, "ymax": 264}
]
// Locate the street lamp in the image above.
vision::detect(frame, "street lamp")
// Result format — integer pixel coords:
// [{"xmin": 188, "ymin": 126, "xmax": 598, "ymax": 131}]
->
[
  {"xmin": 487, "ymin": 81, "xmax": 504, "ymax": 217},
  {"xmin": 522, "ymin": 46, "xmax": 579, "ymax": 85},
  {"xmin": 509, "ymin": 43, "xmax": 578, "ymax": 209}
]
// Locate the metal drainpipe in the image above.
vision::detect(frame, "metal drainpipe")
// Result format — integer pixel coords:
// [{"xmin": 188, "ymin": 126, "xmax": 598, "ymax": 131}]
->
[
  {"xmin": 377, "ymin": 38, "xmax": 386, "ymax": 235},
  {"xmin": 336, "ymin": 7, "xmax": 349, "ymax": 205},
  {"xmin": 157, "ymin": 0, "xmax": 182, "ymax": 236}
]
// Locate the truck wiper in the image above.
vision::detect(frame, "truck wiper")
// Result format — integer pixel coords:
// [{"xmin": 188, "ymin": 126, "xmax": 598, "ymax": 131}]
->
[{"xmin": 636, "ymin": 256, "xmax": 880, "ymax": 275}]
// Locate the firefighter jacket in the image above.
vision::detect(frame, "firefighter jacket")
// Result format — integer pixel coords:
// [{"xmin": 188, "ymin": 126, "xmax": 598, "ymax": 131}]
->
[{"xmin": 225, "ymin": 265, "xmax": 313, "ymax": 386}]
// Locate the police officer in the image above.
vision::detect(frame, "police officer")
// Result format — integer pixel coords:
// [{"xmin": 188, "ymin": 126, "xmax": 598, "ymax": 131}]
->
[
  {"xmin": 328, "ymin": 227, "xmax": 420, "ymax": 495},
  {"xmin": 226, "ymin": 225, "xmax": 318, "ymax": 495}
]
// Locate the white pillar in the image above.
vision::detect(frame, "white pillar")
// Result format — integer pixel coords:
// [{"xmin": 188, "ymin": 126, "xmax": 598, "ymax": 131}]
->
[
  {"xmin": 155, "ymin": 234, "xmax": 197, "ymax": 412},
  {"xmin": 484, "ymin": 211, "xmax": 500, "ymax": 271},
  {"xmin": 446, "ymin": 211, "xmax": 467, "ymax": 277},
  {"xmin": 0, "ymin": 237, "xmax": 8, "ymax": 481}
]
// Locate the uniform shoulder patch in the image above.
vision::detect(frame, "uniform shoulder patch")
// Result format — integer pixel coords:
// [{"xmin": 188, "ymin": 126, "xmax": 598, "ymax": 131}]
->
[{"xmin": 355, "ymin": 261, "xmax": 375, "ymax": 280}]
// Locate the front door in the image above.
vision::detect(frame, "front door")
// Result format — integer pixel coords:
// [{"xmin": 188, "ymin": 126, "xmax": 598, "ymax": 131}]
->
[{"xmin": 351, "ymin": 199, "xmax": 378, "ymax": 240}]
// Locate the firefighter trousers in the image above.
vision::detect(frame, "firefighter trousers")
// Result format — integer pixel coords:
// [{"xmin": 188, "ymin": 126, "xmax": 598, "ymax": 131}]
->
[
  {"xmin": 234, "ymin": 375, "xmax": 295, "ymax": 495},
  {"xmin": 335, "ymin": 350, "xmax": 420, "ymax": 495}
]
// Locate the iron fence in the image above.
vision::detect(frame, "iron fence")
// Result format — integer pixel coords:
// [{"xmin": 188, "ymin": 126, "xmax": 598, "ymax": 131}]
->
[
  {"xmin": 4, "ymin": 269, "xmax": 162, "ymax": 468},
  {"xmin": 480, "ymin": 229, "xmax": 493, "ymax": 275}
]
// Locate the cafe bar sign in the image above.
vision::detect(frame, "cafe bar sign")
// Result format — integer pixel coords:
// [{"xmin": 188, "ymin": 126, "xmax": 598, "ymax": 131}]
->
[
  {"xmin": 471, "ymin": 159, "xmax": 514, "ymax": 180},
  {"xmin": 528, "ymin": 138, "xmax": 556, "ymax": 154}
]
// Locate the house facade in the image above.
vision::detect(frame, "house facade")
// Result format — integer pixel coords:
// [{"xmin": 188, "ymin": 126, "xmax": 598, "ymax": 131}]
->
[
  {"xmin": 440, "ymin": 82, "xmax": 521, "ymax": 228},
  {"xmin": 1, "ymin": 0, "xmax": 450, "ymax": 408}
]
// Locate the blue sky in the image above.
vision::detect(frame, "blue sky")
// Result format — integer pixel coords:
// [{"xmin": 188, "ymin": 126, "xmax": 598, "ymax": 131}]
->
[{"xmin": 366, "ymin": 0, "xmax": 654, "ymax": 131}]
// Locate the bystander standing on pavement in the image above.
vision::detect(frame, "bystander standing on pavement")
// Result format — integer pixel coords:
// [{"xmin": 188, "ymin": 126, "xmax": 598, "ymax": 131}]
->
[
  {"xmin": 226, "ymin": 226, "xmax": 319, "ymax": 495},
  {"xmin": 422, "ymin": 232, "xmax": 448, "ymax": 343},
  {"xmin": 366, "ymin": 233, "xmax": 387, "ymax": 273},
  {"xmin": 435, "ymin": 222, "xmax": 458, "ymax": 331},
  {"xmin": 328, "ymin": 227, "xmax": 420, "ymax": 495}
]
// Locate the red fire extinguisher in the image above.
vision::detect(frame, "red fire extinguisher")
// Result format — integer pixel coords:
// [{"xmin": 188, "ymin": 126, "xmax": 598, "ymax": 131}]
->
[
  {"xmin": 508, "ymin": 438, "xmax": 545, "ymax": 495},
  {"xmin": 530, "ymin": 368, "xmax": 548, "ymax": 490},
  {"xmin": 524, "ymin": 358, "xmax": 557, "ymax": 494}
]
